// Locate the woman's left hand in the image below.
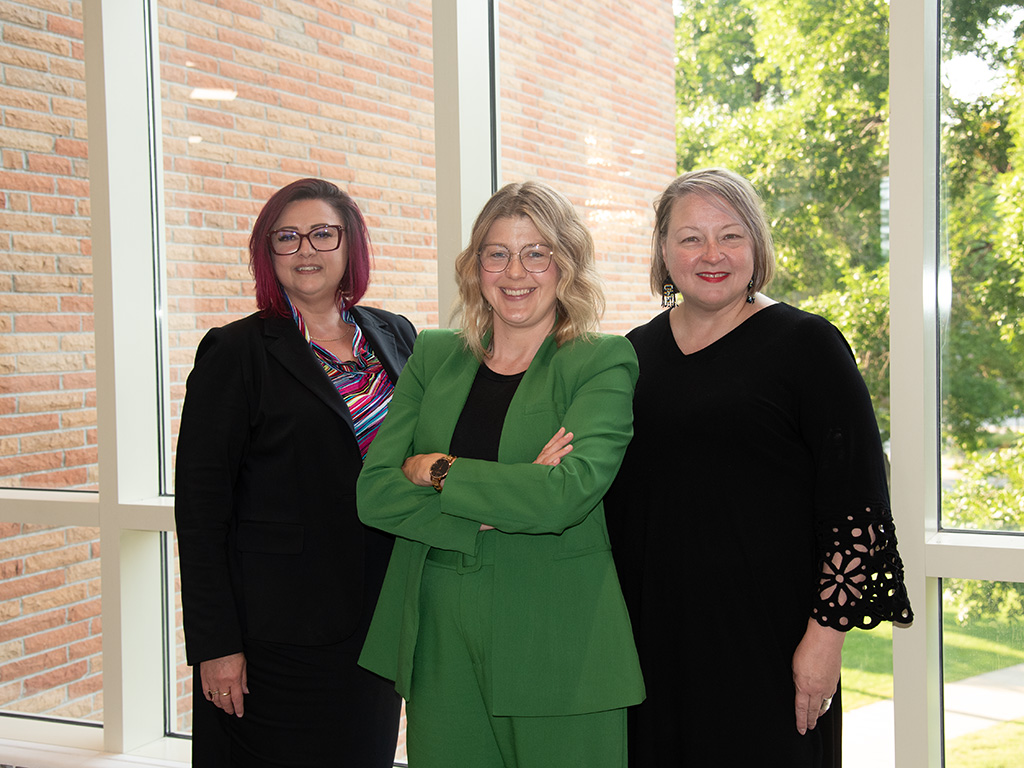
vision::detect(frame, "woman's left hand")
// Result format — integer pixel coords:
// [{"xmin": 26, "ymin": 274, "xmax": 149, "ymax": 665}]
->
[
  {"xmin": 534, "ymin": 427, "xmax": 574, "ymax": 466},
  {"xmin": 792, "ymin": 619, "xmax": 845, "ymax": 735}
]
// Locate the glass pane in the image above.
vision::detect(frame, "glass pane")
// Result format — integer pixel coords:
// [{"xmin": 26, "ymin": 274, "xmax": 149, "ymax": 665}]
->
[
  {"xmin": 939, "ymin": 1, "xmax": 1024, "ymax": 530},
  {"xmin": 496, "ymin": 1, "xmax": 678, "ymax": 335},
  {"xmin": 0, "ymin": 523, "xmax": 102, "ymax": 721},
  {"xmin": 168, "ymin": 531, "xmax": 189, "ymax": 733},
  {"xmin": 943, "ymin": 579, "xmax": 1024, "ymax": 766},
  {"xmin": 0, "ymin": 1, "xmax": 97, "ymax": 490},
  {"xmin": 159, "ymin": 0, "xmax": 438, "ymax": 491},
  {"xmin": 841, "ymin": 624, "xmax": 896, "ymax": 767}
]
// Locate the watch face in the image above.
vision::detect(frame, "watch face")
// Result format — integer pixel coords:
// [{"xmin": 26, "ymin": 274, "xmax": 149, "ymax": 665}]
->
[{"xmin": 429, "ymin": 457, "xmax": 450, "ymax": 478}]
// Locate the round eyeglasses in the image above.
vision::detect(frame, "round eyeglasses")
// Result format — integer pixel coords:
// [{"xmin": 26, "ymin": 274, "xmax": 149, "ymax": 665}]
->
[
  {"xmin": 478, "ymin": 243, "xmax": 554, "ymax": 273},
  {"xmin": 267, "ymin": 225, "xmax": 345, "ymax": 256}
]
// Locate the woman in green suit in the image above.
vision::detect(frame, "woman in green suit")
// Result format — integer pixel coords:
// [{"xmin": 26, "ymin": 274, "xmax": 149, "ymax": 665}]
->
[{"xmin": 357, "ymin": 181, "xmax": 644, "ymax": 767}]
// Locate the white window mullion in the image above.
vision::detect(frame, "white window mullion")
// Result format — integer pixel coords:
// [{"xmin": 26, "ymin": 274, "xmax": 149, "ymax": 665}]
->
[
  {"xmin": 889, "ymin": 0, "xmax": 942, "ymax": 765},
  {"xmin": 84, "ymin": 0, "xmax": 169, "ymax": 753}
]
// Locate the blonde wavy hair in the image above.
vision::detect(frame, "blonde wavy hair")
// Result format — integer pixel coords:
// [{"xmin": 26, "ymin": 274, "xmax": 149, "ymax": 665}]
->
[{"xmin": 452, "ymin": 181, "xmax": 605, "ymax": 360}]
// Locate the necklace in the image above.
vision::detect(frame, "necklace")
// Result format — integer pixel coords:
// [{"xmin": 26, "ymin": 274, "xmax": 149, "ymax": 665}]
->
[{"xmin": 309, "ymin": 334, "xmax": 346, "ymax": 342}]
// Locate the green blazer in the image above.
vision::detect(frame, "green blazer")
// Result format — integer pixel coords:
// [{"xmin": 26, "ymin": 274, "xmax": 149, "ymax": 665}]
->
[{"xmin": 357, "ymin": 329, "xmax": 645, "ymax": 717}]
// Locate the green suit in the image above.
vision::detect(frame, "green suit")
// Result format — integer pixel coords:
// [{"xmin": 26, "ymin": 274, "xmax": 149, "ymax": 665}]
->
[{"xmin": 357, "ymin": 329, "xmax": 645, "ymax": 718}]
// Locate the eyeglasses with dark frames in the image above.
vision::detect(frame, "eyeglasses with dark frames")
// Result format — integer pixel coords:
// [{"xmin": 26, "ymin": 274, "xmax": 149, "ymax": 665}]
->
[
  {"xmin": 267, "ymin": 225, "xmax": 345, "ymax": 255},
  {"xmin": 478, "ymin": 243, "xmax": 554, "ymax": 273}
]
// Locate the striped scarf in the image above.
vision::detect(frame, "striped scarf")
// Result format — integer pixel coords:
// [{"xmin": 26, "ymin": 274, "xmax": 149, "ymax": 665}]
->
[{"xmin": 290, "ymin": 302, "xmax": 395, "ymax": 460}]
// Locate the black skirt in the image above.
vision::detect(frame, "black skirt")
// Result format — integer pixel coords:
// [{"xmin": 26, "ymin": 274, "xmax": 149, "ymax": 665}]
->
[{"xmin": 190, "ymin": 632, "xmax": 401, "ymax": 768}]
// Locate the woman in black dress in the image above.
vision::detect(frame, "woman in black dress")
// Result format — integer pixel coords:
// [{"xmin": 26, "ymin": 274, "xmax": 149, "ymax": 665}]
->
[{"xmin": 606, "ymin": 167, "xmax": 912, "ymax": 767}]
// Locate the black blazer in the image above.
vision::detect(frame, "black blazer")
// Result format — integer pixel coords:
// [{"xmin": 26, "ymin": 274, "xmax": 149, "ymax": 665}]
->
[{"xmin": 174, "ymin": 306, "xmax": 417, "ymax": 665}]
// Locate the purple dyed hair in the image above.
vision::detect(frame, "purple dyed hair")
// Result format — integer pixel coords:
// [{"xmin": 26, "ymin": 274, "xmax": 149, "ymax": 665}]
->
[{"xmin": 249, "ymin": 178, "xmax": 371, "ymax": 316}]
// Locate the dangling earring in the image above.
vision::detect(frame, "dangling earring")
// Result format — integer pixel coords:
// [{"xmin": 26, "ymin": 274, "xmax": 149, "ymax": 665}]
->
[
  {"xmin": 746, "ymin": 279, "xmax": 755, "ymax": 304},
  {"xmin": 662, "ymin": 281, "xmax": 678, "ymax": 308}
]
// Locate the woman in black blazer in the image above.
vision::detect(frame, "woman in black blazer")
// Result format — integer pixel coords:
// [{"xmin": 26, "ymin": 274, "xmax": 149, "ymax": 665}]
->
[{"xmin": 174, "ymin": 178, "xmax": 416, "ymax": 767}]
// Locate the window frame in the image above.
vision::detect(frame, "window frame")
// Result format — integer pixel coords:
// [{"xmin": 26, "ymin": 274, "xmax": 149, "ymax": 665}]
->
[{"xmin": 5, "ymin": 1, "xmax": 1023, "ymax": 765}]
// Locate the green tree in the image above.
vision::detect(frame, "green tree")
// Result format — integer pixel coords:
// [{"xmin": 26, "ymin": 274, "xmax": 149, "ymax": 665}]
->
[
  {"xmin": 943, "ymin": 437, "xmax": 1024, "ymax": 624},
  {"xmin": 939, "ymin": 15, "xmax": 1024, "ymax": 450},
  {"xmin": 675, "ymin": 0, "xmax": 889, "ymax": 299}
]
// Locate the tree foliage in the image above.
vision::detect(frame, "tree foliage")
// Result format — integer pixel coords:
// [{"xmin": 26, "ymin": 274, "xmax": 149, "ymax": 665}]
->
[{"xmin": 943, "ymin": 437, "xmax": 1024, "ymax": 625}]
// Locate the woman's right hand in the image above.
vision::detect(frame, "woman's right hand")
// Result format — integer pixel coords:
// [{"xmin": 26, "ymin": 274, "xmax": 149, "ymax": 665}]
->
[
  {"xmin": 200, "ymin": 652, "xmax": 248, "ymax": 717},
  {"xmin": 534, "ymin": 427, "xmax": 574, "ymax": 466},
  {"xmin": 401, "ymin": 453, "xmax": 448, "ymax": 487}
]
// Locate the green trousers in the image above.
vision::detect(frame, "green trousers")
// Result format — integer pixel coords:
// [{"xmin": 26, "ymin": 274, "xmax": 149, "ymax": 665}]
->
[{"xmin": 406, "ymin": 537, "xmax": 628, "ymax": 768}]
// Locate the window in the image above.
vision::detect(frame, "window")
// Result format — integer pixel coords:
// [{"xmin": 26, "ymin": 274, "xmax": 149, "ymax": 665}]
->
[{"xmin": 0, "ymin": 1, "xmax": 676, "ymax": 763}]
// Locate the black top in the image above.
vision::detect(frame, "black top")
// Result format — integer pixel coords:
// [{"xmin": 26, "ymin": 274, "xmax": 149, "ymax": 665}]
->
[
  {"xmin": 450, "ymin": 363, "xmax": 525, "ymax": 460},
  {"xmin": 606, "ymin": 303, "xmax": 911, "ymax": 767}
]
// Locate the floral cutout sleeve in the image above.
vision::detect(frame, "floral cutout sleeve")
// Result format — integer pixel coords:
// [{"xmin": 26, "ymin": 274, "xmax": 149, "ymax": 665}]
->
[
  {"xmin": 796, "ymin": 315, "xmax": 914, "ymax": 631},
  {"xmin": 814, "ymin": 507, "xmax": 913, "ymax": 629}
]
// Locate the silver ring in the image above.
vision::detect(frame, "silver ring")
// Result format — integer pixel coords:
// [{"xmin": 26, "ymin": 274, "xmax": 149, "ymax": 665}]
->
[{"xmin": 819, "ymin": 697, "xmax": 833, "ymax": 713}]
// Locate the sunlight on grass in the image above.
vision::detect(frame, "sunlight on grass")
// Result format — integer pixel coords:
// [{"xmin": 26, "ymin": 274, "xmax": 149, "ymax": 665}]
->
[
  {"xmin": 841, "ymin": 622, "xmax": 893, "ymax": 710},
  {"xmin": 946, "ymin": 718, "xmax": 1024, "ymax": 768},
  {"xmin": 841, "ymin": 613, "xmax": 1024, "ymax": 712},
  {"xmin": 942, "ymin": 614, "xmax": 1024, "ymax": 683}
]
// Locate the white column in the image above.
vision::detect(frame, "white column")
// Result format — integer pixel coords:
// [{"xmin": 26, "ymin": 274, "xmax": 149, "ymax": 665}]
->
[
  {"xmin": 431, "ymin": 0, "xmax": 499, "ymax": 327},
  {"xmin": 888, "ymin": 0, "xmax": 942, "ymax": 765}
]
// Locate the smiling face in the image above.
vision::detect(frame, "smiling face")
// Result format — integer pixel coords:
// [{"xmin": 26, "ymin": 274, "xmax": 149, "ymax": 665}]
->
[
  {"xmin": 479, "ymin": 216, "xmax": 560, "ymax": 339},
  {"xmin": 662, "ymin": 192, "xmax": 755, "ymax": 313},
  {"xmin": 270, "ymin": 198, "xmax": 348, "ymax": 311}
]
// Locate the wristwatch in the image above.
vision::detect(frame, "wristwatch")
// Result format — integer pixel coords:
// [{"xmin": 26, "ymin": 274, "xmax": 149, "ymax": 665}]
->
[{"xmin": 429, "ymin": 454, "xmax": 457, "ymax": 492}]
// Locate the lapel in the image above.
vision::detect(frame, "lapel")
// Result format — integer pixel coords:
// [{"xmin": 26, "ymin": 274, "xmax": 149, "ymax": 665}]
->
[
  {"xmin": 262, "ymin": 315, "xmax": 356, "ymax": 435},
  {"xmin": 351, "ymin": 305, "xmax": 405, "ymax": 383},
  {"xmin": 416, "ymin": 333, "xmax": 485, "ymax": 454}
]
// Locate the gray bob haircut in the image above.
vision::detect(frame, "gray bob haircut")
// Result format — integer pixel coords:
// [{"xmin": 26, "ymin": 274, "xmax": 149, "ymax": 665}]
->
[{"xmin": 650, "ymin": 167, "xmax": 775, "ymax": 297}]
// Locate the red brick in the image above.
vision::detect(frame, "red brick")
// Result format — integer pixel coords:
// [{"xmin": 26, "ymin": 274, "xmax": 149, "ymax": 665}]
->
[
  {"xmin": 68, "ymin": 634, "xmax": 102, "ymax": 661},
  {"xmin": 24, "ymin": 658, "xmax": 87, "ymax": 692},
  {"xmin": 47, "ymin": 14, "xmax": 84, "ymax": 41},
  {"xmin": 0, "ymin": 609, "xmax": 66, "ymax": 643},
  {"xmin": 24, "ymin": 622, "xmax": 89, "ymax": 654},
  {"xmin": 0, "ymin": 569, "xmax": 64, "ymax": 602},
  {"xmin": 67, "ymin": 597, "xmax": 100, "ymax": 623},
  {"xmin": 0, "ymin": 451, "xmax": 63, "ymax": 478},
  {"xmin": 0, "ymin": 647, "xmax": 67, "ymax": 682},
  {"xmin": 67, "ymin": 669, "xmax": 103, "ymax": 698}
]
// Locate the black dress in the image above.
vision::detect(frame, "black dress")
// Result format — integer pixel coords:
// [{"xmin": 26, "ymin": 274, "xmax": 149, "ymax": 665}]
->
[{"xmin": 606, "ymin": 304, "xmax": 912, "ymax": 768}]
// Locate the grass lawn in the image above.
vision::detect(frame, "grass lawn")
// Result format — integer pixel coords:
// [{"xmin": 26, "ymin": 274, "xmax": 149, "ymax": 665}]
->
[
  {"xmin": 946, "ymin": 719, "xmax": 1024, "ymax": 768},
  {"xmin": 842, "ymin": 614, "xmax": 1024, "ymax": 710},
  {"xmin": 841, "ymin": 621, "xmax": 894, "ymax": 710},
  {"xmin": 841, "ymin": 613, "xmax": 1024, "ymax": 762}
]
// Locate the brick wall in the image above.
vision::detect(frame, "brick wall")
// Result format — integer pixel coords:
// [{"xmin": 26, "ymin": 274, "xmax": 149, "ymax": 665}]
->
[
  {"xmin": 498, "ymin": 0, "xmax": 676, "ymax": 334},
  {"xmin": 0, "ymin": 0, "xmax": 675, "ymax": 740},
  {"xmin": 0, "ymin": 522, "xmax": 102, "ymax": 720},
  {"xmin": 0, "ymin": 0, "xmax": 94, "ymax": 492},
  {"xmin": 0, "ymin": 0, "xmax": 103, "ymax": 725}
]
